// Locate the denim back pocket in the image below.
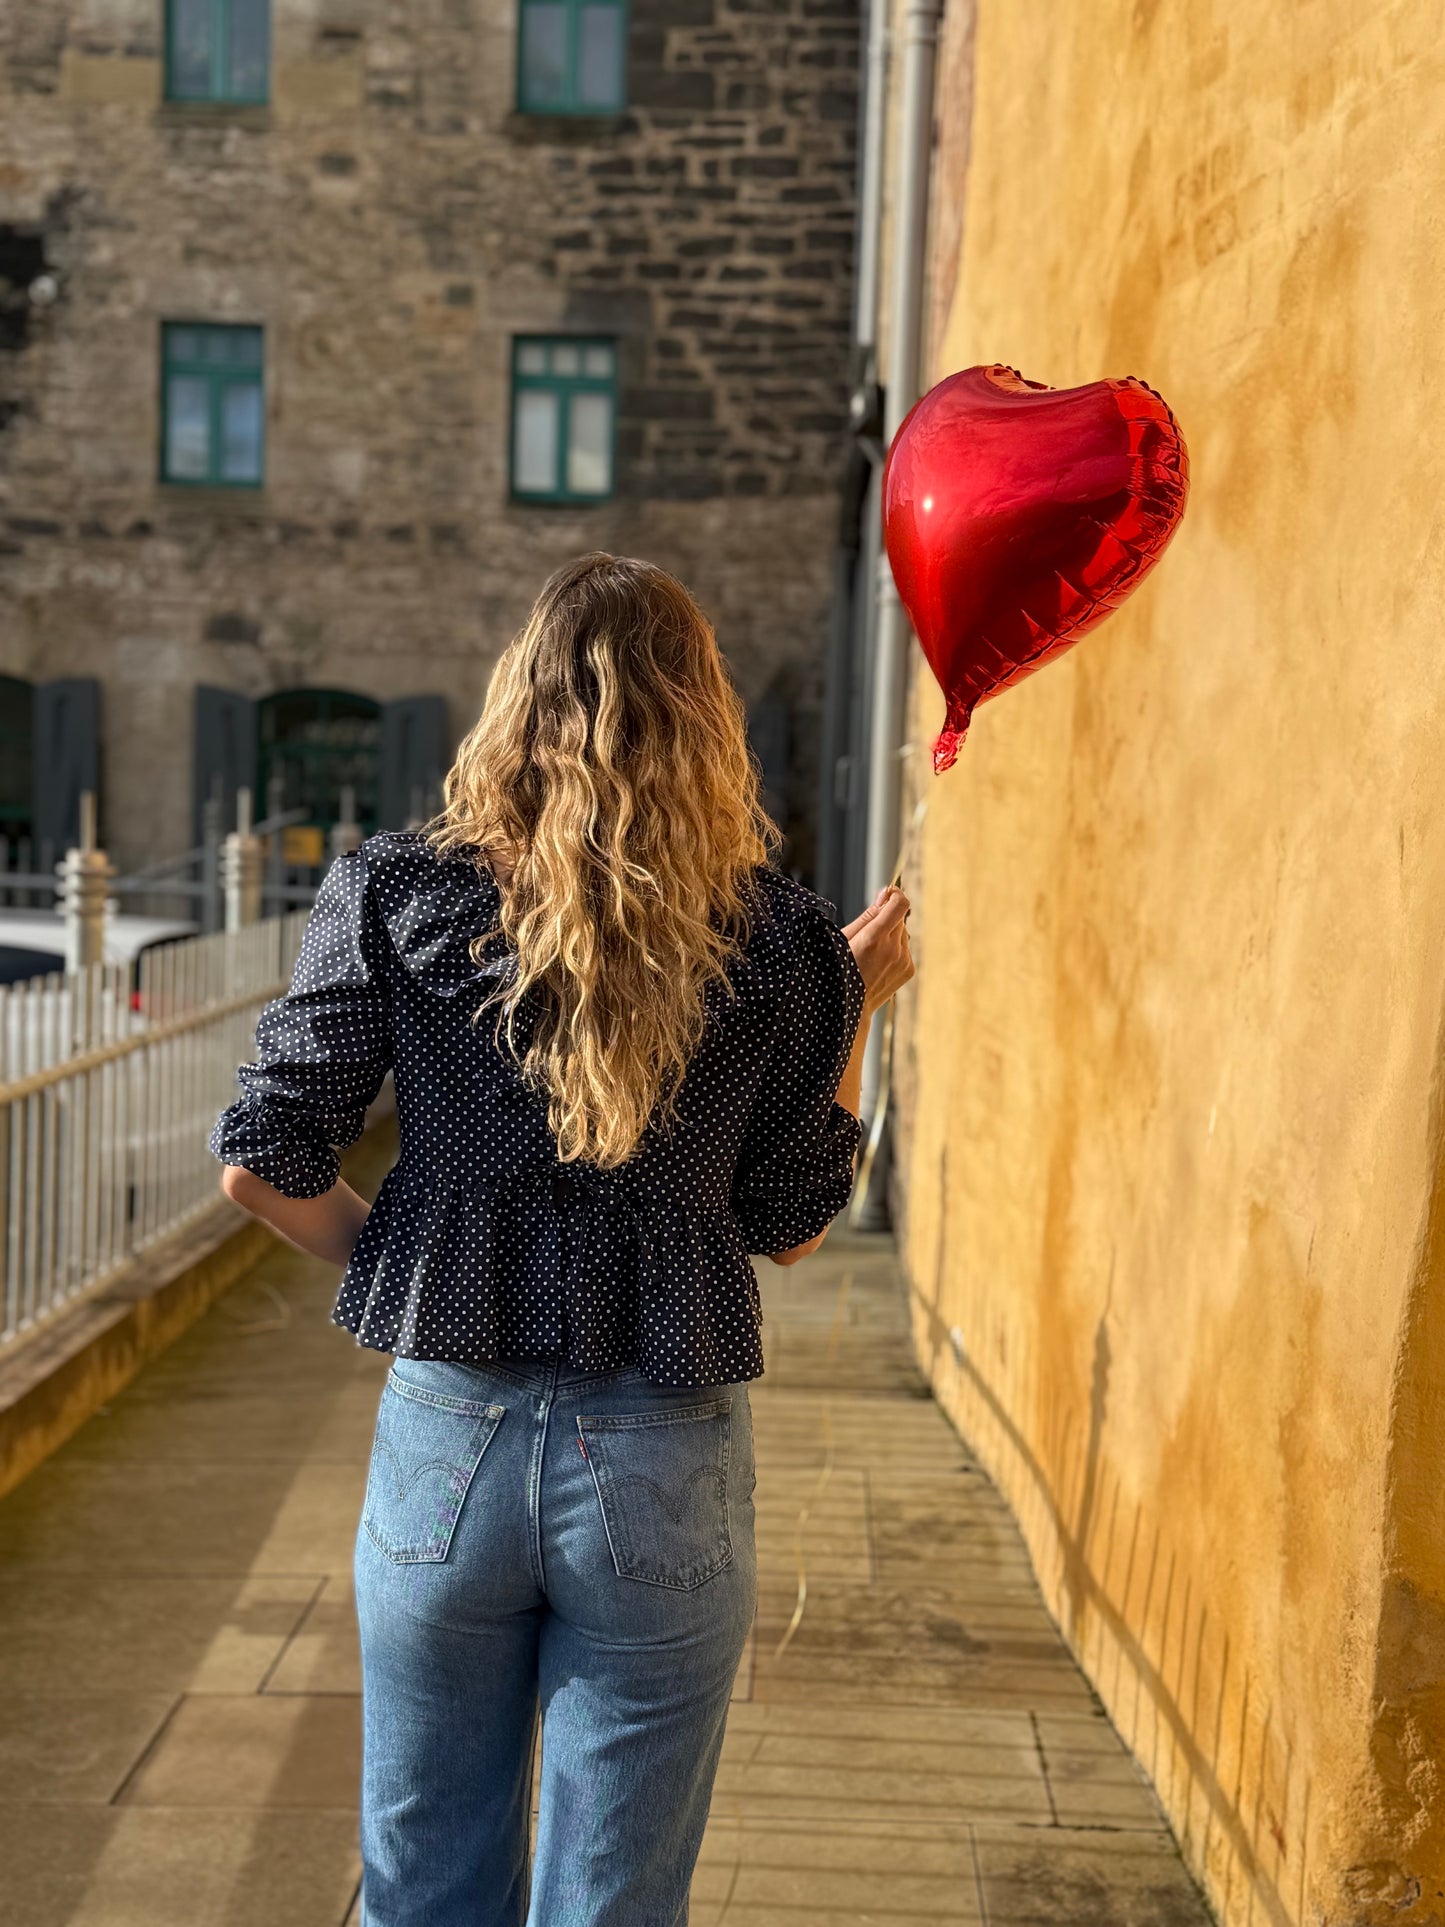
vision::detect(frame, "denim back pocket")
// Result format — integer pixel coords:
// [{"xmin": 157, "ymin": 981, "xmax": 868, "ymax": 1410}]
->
[
  {"xmin": 577, "ymin": 1398, "xmax": 733, "ymax": 1591},
  {"xmin": 363, "ymin": 1370, "xmax": 506, "ymax": 1565}
]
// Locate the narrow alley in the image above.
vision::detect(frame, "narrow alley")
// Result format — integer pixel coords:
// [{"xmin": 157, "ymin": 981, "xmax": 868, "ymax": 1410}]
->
[{"xmin": 0, "ymin": 1126, "xmax": 1209, "ymax": 1926}]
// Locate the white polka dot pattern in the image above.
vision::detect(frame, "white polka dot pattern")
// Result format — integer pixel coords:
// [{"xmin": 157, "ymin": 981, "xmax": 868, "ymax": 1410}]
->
[{"xmin": 209, "ymin": 832, "xmax": 867, "ymax": 1389}]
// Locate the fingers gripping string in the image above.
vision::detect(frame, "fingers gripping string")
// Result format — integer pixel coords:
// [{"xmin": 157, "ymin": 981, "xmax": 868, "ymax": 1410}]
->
[{"xmin": 849, "ymin": 783, "xmax": 927, "ymax": 1228}]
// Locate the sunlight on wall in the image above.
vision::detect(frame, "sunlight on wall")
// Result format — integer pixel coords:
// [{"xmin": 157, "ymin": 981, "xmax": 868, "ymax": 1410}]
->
[{"xmin": 891, "ymin": 5, "xmax": 1445, "ymax": 1922}]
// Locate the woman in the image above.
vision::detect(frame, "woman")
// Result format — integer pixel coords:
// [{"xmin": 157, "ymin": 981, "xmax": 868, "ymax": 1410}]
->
[{"xmin": 212, "ymin": 551, "xmax": 914, "ymax": 1927}]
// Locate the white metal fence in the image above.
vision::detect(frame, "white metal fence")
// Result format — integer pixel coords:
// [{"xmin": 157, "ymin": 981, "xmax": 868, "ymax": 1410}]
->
[{"xmin": 0, "ymin": 914, "xmax": 309, "ymax": 1350}]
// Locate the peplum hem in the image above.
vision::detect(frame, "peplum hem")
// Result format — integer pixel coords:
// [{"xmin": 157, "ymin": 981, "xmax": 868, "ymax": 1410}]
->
[{"xmin": 332, "ymin": 1157, "xmax": 767, "ymax": 1389}]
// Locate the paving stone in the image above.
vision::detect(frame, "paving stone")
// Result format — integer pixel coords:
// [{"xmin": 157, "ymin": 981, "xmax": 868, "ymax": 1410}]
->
[
  {"xmin": 1032, "ymin": 1710, "xmax": 1133, "ymax": 1754},
  {"xmin": 689, "ymin": 1911, "xmax": 975, "ymax": 1927},
  {"xmin": 688, "ymin": 1817, "xmax": 982, "ymax": 1921},
  {"xmin": 117, "ymin": 1694, "xmax": 361, "ymax": 1809},
  {"xmin": 748, "ymin": 1580, "xmax": 1098, "ymax": 1707},
  {"xmin": 751, "ymin": 1395, "xmax": 968, "ymax": 1445},
  {"xmin": 66, "ymin": 1378, "xmax": 384, "ymax": 1466},
  {"xmin": 0, "ymin": 1807, "xmax": 361, "ymax": 1927},
  {"xmin": 0, "ymin": 1694, "xmax": 176, "ymax": 1805},
  {"xmin": 125, "ymin": 1309, "xmax": 390, "ymax": 1402},
  {"xmin": 0, "ymin": 1458, "xmax": 368, "ymax": 1578},
  {"xmin": 723, "ymin": 1702, "xmax": 1039, "ymax": 1747},
  {"xmin": 694, "ymin": 1884, "xmax": 980, "ymax": 1922},
  {"xmin": 262, "ymin": 1576, "xmax": 363, "ymax": 1695},
  {"xmin": 1045, "ymin": 1770, "xmax": 1174, "ymax": 1829},
  {"xmin": 708, "ymin": 1751, "xmax": 1052, "ymax": 1827},
  {"xmin": 745, "ymin": 1663, "xmax": 1102, "ymax": 1713},
  {"xmin": 972, "ymin": 1825, "xmax": 1208, "ymax": 1924},
  {"xmin": 1032, "ymin": 1721, "xmax": 1172, "ymax": 1831},
  {"xmin": 866, "ymin": 1481, "xmax": 1042, "ymax": 1571},
  {"xmin": 0, "ymin": 1571, "xmax": 324, "ymax": 1695}
]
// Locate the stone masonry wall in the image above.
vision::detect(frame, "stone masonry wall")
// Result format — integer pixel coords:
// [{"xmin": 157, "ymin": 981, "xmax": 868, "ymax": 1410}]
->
[{"xmin": 0, "ymin": 0, "xmax": 858, "ymax": 876}]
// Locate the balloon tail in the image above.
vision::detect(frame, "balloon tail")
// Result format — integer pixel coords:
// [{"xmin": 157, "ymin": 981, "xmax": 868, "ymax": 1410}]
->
[
  {"xmin": 851, "ymin": 795, "xmax": 925, "ymax": 1225},
  {"xmin": 932, "ymin": 715, "xmax": 968, "ymax": 772}
]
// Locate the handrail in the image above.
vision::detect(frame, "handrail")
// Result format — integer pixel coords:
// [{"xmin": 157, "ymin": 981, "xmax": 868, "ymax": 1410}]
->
[
  {"xmin": 0, "ymin": 981, "xmax": 289, "ymax": 1107},
  {"xmin": 1, "ymin": 910, "xmax": 310, "ymax": 1349}
]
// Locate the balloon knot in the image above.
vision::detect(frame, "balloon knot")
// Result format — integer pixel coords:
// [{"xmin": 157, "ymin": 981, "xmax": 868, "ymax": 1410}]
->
[{"xmin": 932, "ymin": 723, "xmax": 965, "ymax": 773}]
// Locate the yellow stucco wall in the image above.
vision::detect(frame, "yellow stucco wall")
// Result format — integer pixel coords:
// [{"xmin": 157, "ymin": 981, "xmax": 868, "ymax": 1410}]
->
[{"xmin": 893, "ymin": 4, "xmax": 1445, "ymax": 1921}]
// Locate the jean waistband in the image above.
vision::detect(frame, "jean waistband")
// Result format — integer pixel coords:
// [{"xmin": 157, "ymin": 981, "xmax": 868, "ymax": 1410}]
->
[
  {"xmin": 387, "ymin": 1354, "xmax": 751, "ymax": 1403},
  {"xmin": 493, "ymin": 1354, "xmax": 640, "ymax": 1390},
  {"xmin": 390, "ymin": 1352, "xmax": 645, "ymax": 1396}
]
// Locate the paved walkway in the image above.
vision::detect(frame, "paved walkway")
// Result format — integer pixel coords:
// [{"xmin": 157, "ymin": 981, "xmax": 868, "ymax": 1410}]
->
[{"xmin": 0, "ymin": 1125, "xmax": 1211, "ymax": 1926}]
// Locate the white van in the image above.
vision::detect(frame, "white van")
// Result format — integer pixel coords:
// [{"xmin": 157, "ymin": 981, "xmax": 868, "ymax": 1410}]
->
[{"xmin": 0, "ymin": 909, "xmax": 197, "ymax": 988}]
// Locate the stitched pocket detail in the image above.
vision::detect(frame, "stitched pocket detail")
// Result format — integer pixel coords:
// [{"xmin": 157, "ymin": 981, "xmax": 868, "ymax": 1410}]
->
[
  {"xmin": 362, "ymin": 1371, "xmax": 506, "ymax": 1565},
  {"xmin": 577, "ymin": 1399, "xmax": 733, "ymax": 1591}
]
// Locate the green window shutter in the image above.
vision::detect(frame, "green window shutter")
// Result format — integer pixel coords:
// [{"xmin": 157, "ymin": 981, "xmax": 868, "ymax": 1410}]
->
[
  {"xmin": 517, "ymin": 0, "xmax": 627, "ymax": 115},
  {"xmin": 747, "ymin": 688, "xmax": 791, "ymax": 831},
  {"xmin": 193, "ymin": 686, "xmax": 258, "ymax": 844},
  {"xmin": 161, "ymin": 322, "xmax": 265, "ymax": 488},
  {"xmin": 510, "ymin": 337, "xmax": 618, "ymax": 503},
  {"xmin": 166, "ymin": 0, "xmax": 270, "ymax": 105},
  {"xmin": 32, "ymin": 679, "xmax": 101, "ymax": 858},
  {"xmin": 0, "ymin": 674, "xmax": 33, "ymax": 835},
  {"xmin": 380, "ymin": 696, "xmax": 450, "ymax": 831}
]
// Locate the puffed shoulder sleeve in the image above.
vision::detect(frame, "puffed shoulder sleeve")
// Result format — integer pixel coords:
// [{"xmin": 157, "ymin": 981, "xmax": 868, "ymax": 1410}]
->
[
  {"xmin": 209, "ymin": 847, "xmax": 394, "ymax": 1200},
  {"xmin": 729, "ymin": 899, "xmax": 867, "ymax": 1255}
]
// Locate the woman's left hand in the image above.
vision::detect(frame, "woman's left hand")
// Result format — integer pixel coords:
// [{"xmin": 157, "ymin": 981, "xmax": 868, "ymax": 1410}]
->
[
  {"xmin": 221, "ymin": 1166, "xmax": 372, "ymax": 1268},
  {"xmin": 841, "ymin": 884, "xmax": 915, "ymax": 1013}
]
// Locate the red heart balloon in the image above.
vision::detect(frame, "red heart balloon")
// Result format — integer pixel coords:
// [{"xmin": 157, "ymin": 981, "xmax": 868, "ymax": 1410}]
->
[{"xmin": 883, "ymin": 364, "xmax": 1189, "ymax": 771}]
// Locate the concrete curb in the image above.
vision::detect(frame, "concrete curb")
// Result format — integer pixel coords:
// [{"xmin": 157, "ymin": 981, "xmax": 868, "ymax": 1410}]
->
[
  {"xmin": 0, "ymin": 1118, "xmax": 394, "ymax": 1503},
  {"xmin": 0, "ymin": 1202, "xmax": 274, "ymax": 1502}
]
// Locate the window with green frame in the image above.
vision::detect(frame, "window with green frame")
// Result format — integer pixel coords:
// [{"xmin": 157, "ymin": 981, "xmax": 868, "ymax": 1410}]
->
[
  {"xmin": 258, "ymin": 690, "xmax": 382, "ymax": 839},
  {"xmin": 511, "ymin": 338, "xmax": 618, "ymax": 503},
  {"xmin": 160, "ymin": 323, "xmax": 265, "ymax": 487},
  {"xmin": 165, "ymin": 0, "xmax": 270, "ymax": 103},
  {"xmin": 517, "ymin": 0, "xmax": 627, "ymax": 113}
]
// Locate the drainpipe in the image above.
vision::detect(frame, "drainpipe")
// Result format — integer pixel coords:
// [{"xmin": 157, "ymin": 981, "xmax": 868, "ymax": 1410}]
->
[
  {"xmin": 852, "ymin": 0, "xmax": 890, "ymax": 364},
  {"xmin": 817, "ymin": 0, "xmax": 890, "ymax": 914},
  {"xmin": 855, "ymin": 0, "xmax": 941, "ymax": 1219}
]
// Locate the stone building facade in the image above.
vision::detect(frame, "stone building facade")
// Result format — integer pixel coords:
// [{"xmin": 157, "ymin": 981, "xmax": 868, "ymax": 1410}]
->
[{"xmin": 0, "ymin": 0, "xmax": 858, "ymax": 882}]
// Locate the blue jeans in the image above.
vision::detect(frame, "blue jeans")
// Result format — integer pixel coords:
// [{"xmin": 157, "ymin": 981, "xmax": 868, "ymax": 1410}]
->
[{"xmin": 353, "ymin": 1354, "xmax": 758, "ymax": 1927}]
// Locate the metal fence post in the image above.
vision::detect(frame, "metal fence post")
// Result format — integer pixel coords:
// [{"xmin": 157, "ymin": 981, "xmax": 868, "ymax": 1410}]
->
[
  {"xmin": 331, "ymin": 783, "xmax": 363, "ymax": 861},
  {"xmin": 222, "ymin": 787, "xmax": 263, "ymax": 933},
  {"xmin": 263, "ymin": 771, "xmax": 287, "ymax": 919},
  {"xmin": 200, "ymin": 785, "xmax": 223, "ymax": 935},
  {"xmin": 59, "ymin": 791, "xmax": 113, "ymax": 974}
]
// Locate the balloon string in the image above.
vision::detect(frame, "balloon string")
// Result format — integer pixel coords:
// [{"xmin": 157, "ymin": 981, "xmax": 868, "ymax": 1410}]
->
[
  {"xmin": 771, "ymin": 1264, "xmax": 851, "ymax": 1662},
  {"xmin": 849, "ymin": 1005, "xmax": 895, "ymax": 1226},
  {"xmin": 849, "ymin": 787, "xmax": 927, "ymax": 1228}
]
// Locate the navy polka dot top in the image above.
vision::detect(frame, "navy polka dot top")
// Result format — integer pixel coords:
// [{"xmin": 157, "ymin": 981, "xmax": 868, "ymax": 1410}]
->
[{"xmin": 210, "ymin": 831, "xmax": 866, "ymax": 1388}]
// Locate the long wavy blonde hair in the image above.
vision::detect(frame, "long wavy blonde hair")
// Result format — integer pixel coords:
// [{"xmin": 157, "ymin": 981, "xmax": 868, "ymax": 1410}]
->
[{"xmin": 427, "ymin": 551, "xmax": 781, "ymax": 1168}]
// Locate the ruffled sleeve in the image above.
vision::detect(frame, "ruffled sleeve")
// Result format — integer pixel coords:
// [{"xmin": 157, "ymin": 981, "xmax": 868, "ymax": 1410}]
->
[
  {"xmin": 729, "ymin": 896, "xmax": 867, "ymax": 1255},
  {"xmin": 210, "ymin": 847, "xmax": 394, "ymax": 1199}
]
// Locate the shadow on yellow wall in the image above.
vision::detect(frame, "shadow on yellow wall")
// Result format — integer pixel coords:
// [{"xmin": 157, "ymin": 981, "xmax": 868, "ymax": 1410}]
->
[{"xmin": 887, "ymin": 2, "xmax": 1445, "ymax": 1920}]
